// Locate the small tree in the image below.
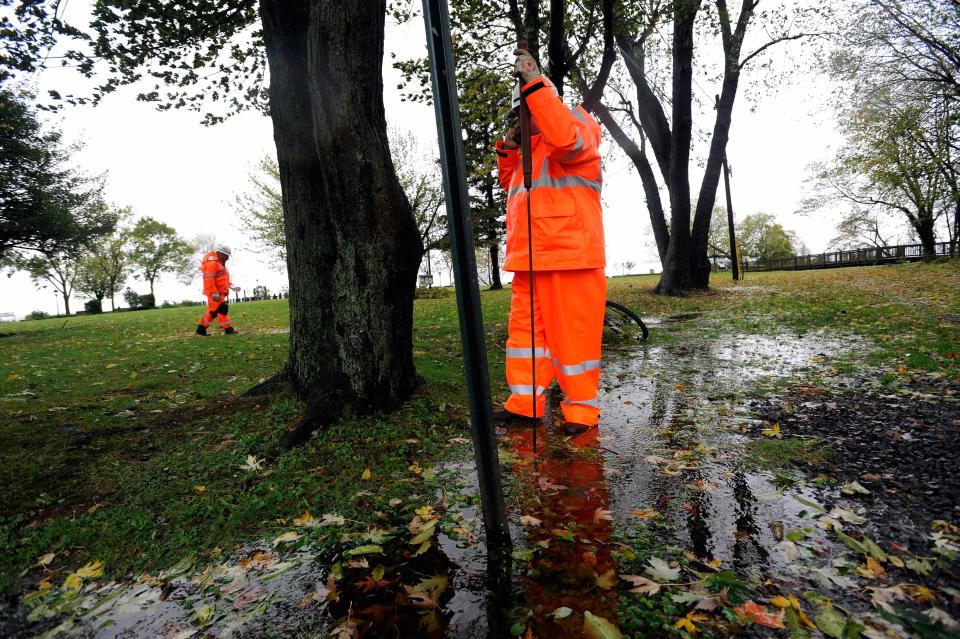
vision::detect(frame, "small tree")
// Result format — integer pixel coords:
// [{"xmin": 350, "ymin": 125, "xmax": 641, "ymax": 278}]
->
[
  {"xmin": 19, "ymin": 249, "xmax": 83, "ymax": 316},
  {"xmin": 738, "ymin": 213, "xmax": 800, "ymax": 261},
  {"xmin": 129, "ymin": 217, "xmax": 193, "ymax": 297},
  {"xmin": 234, "ymin": 157, "xmax": 286, "ymax": 268}
]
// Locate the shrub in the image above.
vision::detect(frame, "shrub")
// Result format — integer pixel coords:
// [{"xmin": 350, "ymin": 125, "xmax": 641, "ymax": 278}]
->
[
  {"xmin": 122, "ymin": 288, "xmax": 156, "ymax": 310},
  {"xmin": 84, "ymin": 299, "xmax": 103, "ymax": 314},
  {"xmin": 25, "ymin": 310, "xmax": 50, "ymax": 320},
  {"xmin": 415, "ymin": 286, "xmax": 453, "ymax": 299}
]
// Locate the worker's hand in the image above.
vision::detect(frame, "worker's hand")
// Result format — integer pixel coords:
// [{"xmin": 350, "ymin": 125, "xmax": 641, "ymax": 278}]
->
[
  {"xmin": 513, "ymin": 48, "xmax": 541, "ymax": 84},
  {"xmin": 212, "ymin": 292, "xmax": 221, "ymax": 302},
  {"xmin": 502, "ymin": 125, "xmax": 520, "ymax": 150},
  {"xmin": 231, "ymin": 286, "xmax": 240, "ymax": 292}
]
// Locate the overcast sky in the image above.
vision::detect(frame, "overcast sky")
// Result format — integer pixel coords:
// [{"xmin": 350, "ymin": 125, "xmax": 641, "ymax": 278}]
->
[{"xmin": 2, "ymin": 3, "xmax": 855, "ymax": 320}]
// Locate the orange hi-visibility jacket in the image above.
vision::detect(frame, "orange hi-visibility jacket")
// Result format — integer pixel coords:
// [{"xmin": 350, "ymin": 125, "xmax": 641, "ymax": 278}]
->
[
  {"xmin": 201, "ymin": 251, "xmax": 231, "ymax": 298},
  {"xmin": 495, "ymin": 77, "xmax": 605, "ymax": 272}
]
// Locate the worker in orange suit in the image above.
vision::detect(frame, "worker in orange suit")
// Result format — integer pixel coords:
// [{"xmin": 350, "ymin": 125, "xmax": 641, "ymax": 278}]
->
[
  {"xmin": 490, "ymin": 47, "xmax": 606, "ymax": 436},
  {"xmin": 195, "ymin": 245, "xmax": 240, "ymax": 336}
]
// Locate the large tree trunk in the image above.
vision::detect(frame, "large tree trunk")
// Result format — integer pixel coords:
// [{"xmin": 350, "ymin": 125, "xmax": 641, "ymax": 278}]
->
[
  {"xmin": 62, "ymin": 293, "xmax": 70, "ymax": 316},
  {"xmin": 259, "ymin": 0, "xmax": 423, "ymax": 447},
  {"xmin": 654, "ymin": 0, "xmax": 697, "ymax": 296},
  {"xmin": 915, "ymin": 212, "xmax": 937, "ymax": 257}
]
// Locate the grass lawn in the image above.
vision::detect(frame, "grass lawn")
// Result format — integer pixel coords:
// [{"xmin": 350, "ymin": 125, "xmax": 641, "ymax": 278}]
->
[{"xmin": 1, "ymin": 260, "xmax": 958, "ymax": 598}]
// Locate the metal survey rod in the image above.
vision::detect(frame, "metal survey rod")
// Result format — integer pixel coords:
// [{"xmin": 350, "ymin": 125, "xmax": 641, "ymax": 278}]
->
[
  {"xmin": 421, "ymin": 0, "xmax": 512, "ymax": 550},
  {"xmin": 517, "ymin": 39, "xmax": 538, "ymax": 452}
]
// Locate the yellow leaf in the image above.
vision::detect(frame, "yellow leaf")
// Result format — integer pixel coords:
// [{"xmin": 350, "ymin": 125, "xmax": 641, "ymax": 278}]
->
[
  {"xmin": 75, "ymin": 560, "xmax": 104, "ymax": 579},
  {"xmin": 361, "ymin": 467, "xmax": 371, "ymax": 480},
  {"xmin": 415, "ymin": 505, "xmax": 437, "ymax": 520},
  {"xmin": 789, "ymin": 594, "xmax": 816, "ymax": 629},
  {"xmin": 769, "ymin": 596, "xmax": 791, "ymax": 608},
  {"xmin": 293, "ymin": 510, "xmax": 314, "ymax": 527},
  {"xmin": 595, "ymin": 568, "xmax": 617, "ymax": 590},
  {"xmin": 675, "ymin": 611, "xmax": 707, "ymax": 634},
  {"xmin": 631, "ymin": 508, "xmax": 660, "ymax": 520},
  {"xmin": 6, "ymin": 374, "xmax": 22, "ymax": 382},
  {"xmin": 889, "ymin": 555, "xmax": 905, "ymax": 568},
  {"xmin": 761, "ymin": 423, "xmax": 781, "ymax": 437},
  {"xmin": 33, "ymin": 553, "xmax": 55, "ymax": 569},
  {"xmin": 63, "ymin": 572, "xmax": 84, "ymax": 591},
  {"xmin": 408, "ymin": 461, "xmax": 422, "ymax": 475},
  {"xmin": 192, "ymin": 485, "xmax": 208, "ymax": 495},
  {"xmin": 413, "ymin": 539, "xmax": 432, "ymax": 556},
  {"xmin": 913, "ymin": 585, "xmax": 938, "ymax": 603},
  {"xmin": 38, "ymin": 579, "xmax": 51, "ymax": 591},
  {"xmin": 272, "ymin": 531, "xmax": 300, "ymax": 546}
]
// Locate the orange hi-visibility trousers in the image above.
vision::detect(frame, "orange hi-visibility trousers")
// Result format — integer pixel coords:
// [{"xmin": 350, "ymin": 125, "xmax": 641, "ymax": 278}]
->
[
  {"xmin": 504, "ymin": 268, "xmax": 606, "ymax": 425},
  {"xmin": 198, "ymin": 296, "xmax": 232, "ymax": 330}
]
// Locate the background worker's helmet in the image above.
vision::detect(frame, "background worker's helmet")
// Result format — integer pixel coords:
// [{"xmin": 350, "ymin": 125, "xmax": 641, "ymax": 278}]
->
[{"xmin": 216, "ymin": 245, "xmax": 232, "ymax": 257}]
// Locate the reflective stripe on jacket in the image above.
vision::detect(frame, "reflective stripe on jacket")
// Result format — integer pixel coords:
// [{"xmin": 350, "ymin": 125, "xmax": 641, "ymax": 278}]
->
[
  {"xmin": 496, "ymin": 77, "xmax": 605, "ymax": 272},
  {"xmin": 201, "ymin": 251, "xmax": 230, "ymax": 297}
]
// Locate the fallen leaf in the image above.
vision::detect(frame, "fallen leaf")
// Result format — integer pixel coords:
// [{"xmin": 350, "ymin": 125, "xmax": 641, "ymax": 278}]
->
[
  {"xmin": 192, "ymin": 485, "xmax": 208, "ymax": 495},
  {"xmin": 408, "ymin": 461, "xmax": 422, "ymax": 475},
  {"xmin": 620, "ymin": 574, "xmax": 661, "ymax": 595},
  {"xmin": 232, "ymin": 587, "xmax": 265, "ymax": 610},
  {"xmin": 868, "ymin": 585, "xmax": 908, "ymax": 613},
  {"xmin": 551, "ymin": 606, "xmax": 573, "ymax": 619},
  {"xmin": 583, "ymin": 610, "xmax": 624, "ymax": 639},
  {"xmin": 675, "ymin": 611, "xmax": 708, "ymax": 635},
  {"xmin": 272, "ymin": 531, "xmax": 300, "ymax": 546},
  {"xmin": 32, "ymin": 553, "xmax": 55, "ymax": 569},
  {"xmin": 761, "ymin": 423, "xmax": 781, "ymax": 437},
  {"xmin": 841, "ymin": 480, "xmax": 871, "ymax": 495},
  {"xmin": 242, "ymin": 455, "xmax": 263, "ymax": 471},
  {"xmin": 293, "ymin": 510, "xmax": 315, "ymax": 527},
  {"xmin": 347, "ymin": 544, "xmax": 383, "ymax": 556},
  {"xmin": 195, "ymin": 603, "xmax": 214, "ymax": 625},
  {"xmin": 645, "ymin": 557, "xmax": 680, "ymax": 582},
  {"xmin": 319, "ymin": 513, "xmax": 347, "ymax": 527},
  {"xmin": 389, "ymin": 498, "xmax": 402, "ymax": 507},
  {"xmin": 519, "ymin": 515, "xmax": 542, "ymax": 527},
  {"xmin": 595, "ymin": 568, "xmax": 617, "ymax": 590},
  {"xmin": 631, "ymin": 508, "xmax": 660, "ymax": 520},
  {"xmin": 593, "ymin": 508, "xmax": 613, "ymax": 525},
  {"xmin": 736, "ymin": 601, "xmax": 785, "ymax": 629},
  {"xmin": 361, "ymin": 467, "xmax": 371, "ymax": 480}
]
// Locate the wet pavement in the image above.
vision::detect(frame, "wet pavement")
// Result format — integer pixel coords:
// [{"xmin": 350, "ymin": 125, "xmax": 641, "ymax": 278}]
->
[{"xmin": 11, "ymin": 316, "xmax": 959, "ymax": 638}]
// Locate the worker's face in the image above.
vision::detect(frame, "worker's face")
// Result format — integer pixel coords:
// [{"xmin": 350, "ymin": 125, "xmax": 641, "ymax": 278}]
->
[
  {"xmin": 217, "ymin": 252, "xmax": 229, "ymax": 263},
  {"xmin": 508, "ymin": 108, "xmax": 540, "ymax": 135}
]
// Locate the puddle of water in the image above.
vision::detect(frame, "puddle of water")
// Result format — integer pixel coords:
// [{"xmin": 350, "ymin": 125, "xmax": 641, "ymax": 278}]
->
[{"xmin": 16, "ymin": 323, "xmax": 874, "ymax": 638}]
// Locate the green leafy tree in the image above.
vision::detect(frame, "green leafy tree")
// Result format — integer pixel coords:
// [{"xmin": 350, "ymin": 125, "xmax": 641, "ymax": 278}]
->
[
  {"xmin": 0, "ymin": 87, "xmax": 112, "ymax": 259},
  {"xmin": 18, "ymin": 248, "xmax": 83, "ymax": 316},
  {"xmin": 234, "ymin": 157, "xmax": 285, "ymax": 267},
  {"xmin": 75, "ymin": 212, "xmax": 131, "ymax": 311},
  {"xmin": 128, "ymin": 217, "xmax": 193, "ymax": 297},
  {"xmin": 737, "ymin": 213, "xmax": 800, "ymax": 261}
]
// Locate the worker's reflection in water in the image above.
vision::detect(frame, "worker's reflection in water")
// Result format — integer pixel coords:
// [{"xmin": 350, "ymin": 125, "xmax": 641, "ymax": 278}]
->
[{"xmin": 504, "ymin": 422, "xmax": 618, "ymax": 637}]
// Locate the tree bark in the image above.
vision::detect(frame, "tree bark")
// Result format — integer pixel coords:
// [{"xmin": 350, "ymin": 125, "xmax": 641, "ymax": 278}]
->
[
  {"xmin": 916, "ymin": 212, "xmax": 937, "ymax": 256},
  {"xmin": 655, "ymin": 0, "xmax": 697, "ymax": 295},
  {"xmin": 548, "ymin": 0, "xmax": 566, "ymax": 96},
  {"xmin": 259, "ymin": 0, "xmax": 423, "ymax": 447},
  {"xmin": 62, "ymin": 293, "xmax": 70, "ymax": 316}
]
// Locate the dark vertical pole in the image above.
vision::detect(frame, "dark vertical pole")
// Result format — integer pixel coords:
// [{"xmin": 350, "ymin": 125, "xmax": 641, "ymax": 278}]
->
[
  {"xmin": 421, "ymin": 0, "xmax": 512, "ymax": 550},
  {"xmin": 717, "ymin": 96, "xmax": 740, "ymax": 282}
]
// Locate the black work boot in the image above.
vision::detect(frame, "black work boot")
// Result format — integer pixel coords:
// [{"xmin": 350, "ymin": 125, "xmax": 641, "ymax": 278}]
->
[
  {"xmin": 562, "ymin": 421, "xmax": 591, "ymax": 436},
  {"xmin": 194, "ymin": 325, "xmax": 208, "ymax": 336},
  {"xmin": 491, "ymin": 407, "xmax": 537, "ymax": 424},
  {"xmin": 224, "ymin": 327, "xmax": 238, "ymax": 335}
]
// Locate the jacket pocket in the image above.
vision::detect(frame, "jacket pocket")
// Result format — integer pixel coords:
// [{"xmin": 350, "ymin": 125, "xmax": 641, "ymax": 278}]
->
[{"xmin": 531, "ymin": 190, "xmax": 576, "ymax": 218}]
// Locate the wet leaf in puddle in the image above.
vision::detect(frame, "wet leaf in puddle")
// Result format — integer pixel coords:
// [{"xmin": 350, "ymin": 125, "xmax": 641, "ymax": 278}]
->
[
  {"xmin": 786, "ymin": 528, "xmax": 814, "ymax": 542},
  {"xmin": 905, "ymin": 557, "xmax": 932, "ymax": 575},
  {"xmin": 646, "ymin": 557, "xmax": 680, "ymax": 582},
  {"xmin": 735, "ymin": 601, "xmax": 785, "ymax": 628},
  {"xmin": 593, "ymin": 508, "xmax": 612, "ymax": 525},
  {"xmin": 630, "ymin": 507, "xmax": 660, "ymax": 520},
  {"xmin": 841, "ymin": 480, "xmax": 871, "ymax": 495},
  {"xmin": 620, "ymin": 574, "xmax": 661, "ymax": 595},
  {"xmin": 194, "ymin": 603, "xmax": 214, "ymax": 625},
  {"xmin": 793, "ymin": 495, "xmax": 828, "ymax": 513},
  {"xmin": 868, "ymin": 585, "xmax": 908, "ymax": 613},
  {"xmin": 770, "ymin": 521, "xmax": 785, "ymax": 541},
  {"xmin": 812, "ymin": 602, "xmax": 847, "ymax": 638},
  {"xmin": 231, "ymin": 586, "xmax": 265, "ymax": 610},
  {"xmin": 412, "ymin": 539, "xmax": 432, "ymax": 556},
  {"xmin": 583, "ymin": 610, "xmax": 624, "ymax": 639},
  {"xmin": 830, "ymin": 508, "xmax": 867, "ymax": 526},
  {"xmin": 346, "ymin": 544, "xmax": 383, "ymax": 556}
]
